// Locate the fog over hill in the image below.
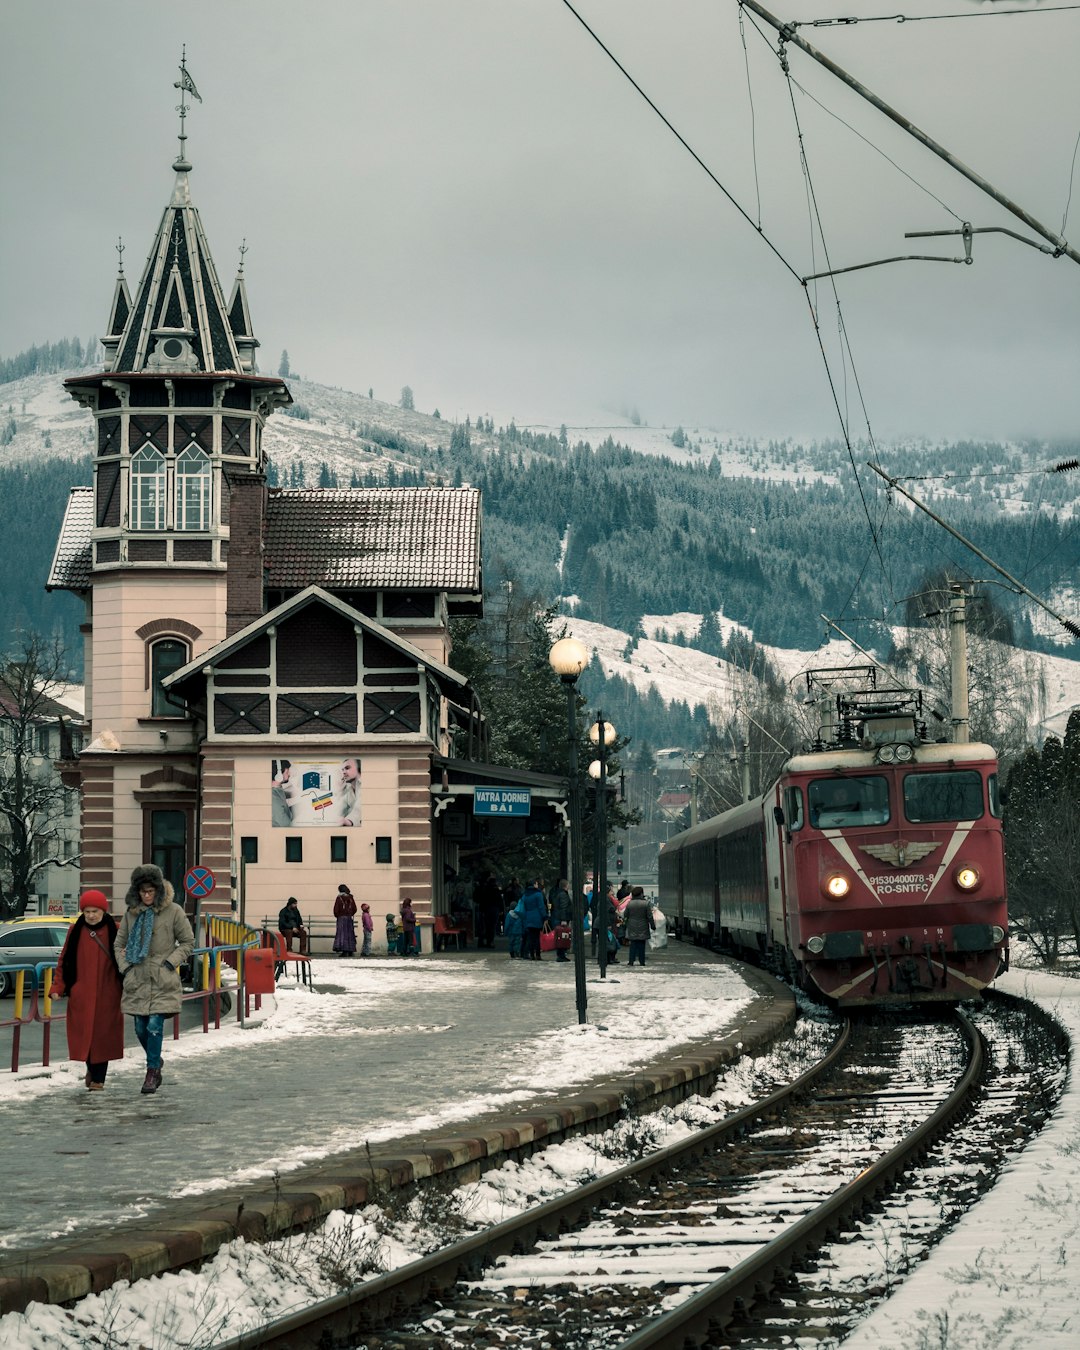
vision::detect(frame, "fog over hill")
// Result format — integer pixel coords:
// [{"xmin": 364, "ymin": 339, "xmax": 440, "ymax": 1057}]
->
[{"xmin": 3, "ymin": 366, "xmax": 1079, "ymax": 747}]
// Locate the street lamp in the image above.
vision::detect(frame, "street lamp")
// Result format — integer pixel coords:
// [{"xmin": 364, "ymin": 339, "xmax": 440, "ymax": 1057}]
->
[
  {"xmin": 548, "ymin": 636, "xmax": 589, "ymax": 1024},
  {"xmin": 589, "ymin": 715, "xmax": 617, "ymax": 979}
]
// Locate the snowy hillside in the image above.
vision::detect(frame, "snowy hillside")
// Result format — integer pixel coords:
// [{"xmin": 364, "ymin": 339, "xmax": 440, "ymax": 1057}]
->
[{"xmin": 564, "ymin": 612, "xmax": 1080, "ymax": 745}]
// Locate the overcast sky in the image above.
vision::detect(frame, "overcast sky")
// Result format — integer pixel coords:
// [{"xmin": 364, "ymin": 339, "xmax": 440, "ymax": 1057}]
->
[{"xmin": 2, "ymin": 0, "xmax": 1078, "ymax": 441}]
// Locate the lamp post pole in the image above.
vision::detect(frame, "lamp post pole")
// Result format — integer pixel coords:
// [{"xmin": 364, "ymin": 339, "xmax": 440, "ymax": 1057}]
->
[
  {"xmin": 564, "ymin": 680, "xmax": 588, "ymax": 1024},
  {"xmin": 549, "ymin": 637, "xmax": 590, "ymax": 1025},
  {"xmin": 590, "ymin": 710, "xmax": 616, "ymax": 981}
]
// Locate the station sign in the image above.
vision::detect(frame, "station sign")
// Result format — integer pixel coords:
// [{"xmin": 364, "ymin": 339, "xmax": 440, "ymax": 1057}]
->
[{"xmin": 473, "ymin": 787, "xmax": 532, "ymax": 817}]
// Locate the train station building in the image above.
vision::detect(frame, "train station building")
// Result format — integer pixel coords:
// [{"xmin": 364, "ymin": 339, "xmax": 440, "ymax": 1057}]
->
[{"xmin": 47, "ymin": 104, "xmax": 565, "ymax": 933}]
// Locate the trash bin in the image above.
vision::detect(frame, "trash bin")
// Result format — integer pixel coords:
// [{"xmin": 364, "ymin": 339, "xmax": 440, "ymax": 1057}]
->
[{"xmin": 244, "ymin": 947, "xmax": 276, "ymax": 994}]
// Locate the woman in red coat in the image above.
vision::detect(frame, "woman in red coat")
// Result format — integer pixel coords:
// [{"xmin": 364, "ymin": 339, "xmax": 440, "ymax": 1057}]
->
[{"xmin": 51, "ymin": 890, "xmax": 124, "ymax": 1091}]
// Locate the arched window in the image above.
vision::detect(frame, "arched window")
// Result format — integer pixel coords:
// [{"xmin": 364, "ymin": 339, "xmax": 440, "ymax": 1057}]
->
[
  {"xmin": 175, "ymin": 443, "xmax": 212, "ymax": 531},
  {"xmin": 150, "ymin": 637, "xmax": 189, "ymax": 716},
  {"xmin": 130, "ymin": 444, "xmax": 166, "ymax": 530}
]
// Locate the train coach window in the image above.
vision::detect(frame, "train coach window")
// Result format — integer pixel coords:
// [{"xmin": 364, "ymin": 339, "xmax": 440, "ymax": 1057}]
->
[
  {"xmin": 784, "ymin": 786, "xmax": 804, "ymax": 831},
  {"xmin": 903, "ymin": 770, "xmax": 984, "ymax": 823},
  {"xmin": 809, "ymin": 776, "xmax": 889, "ymax": 828}
]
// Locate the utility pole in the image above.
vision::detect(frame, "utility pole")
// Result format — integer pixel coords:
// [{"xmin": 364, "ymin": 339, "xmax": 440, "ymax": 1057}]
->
[{"xmin": 949, "ymin": 587, "xmax": 970, "ymax": 744}]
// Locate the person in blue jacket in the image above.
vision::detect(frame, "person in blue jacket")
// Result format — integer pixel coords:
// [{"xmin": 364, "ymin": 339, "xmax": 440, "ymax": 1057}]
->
[
  {"xmin": 518, "ymin": 880, "xmax": 549, "ymax": 962},
  {"xmin": 504, "ymin": 903, "xmax": 524, "ymax": 959}
]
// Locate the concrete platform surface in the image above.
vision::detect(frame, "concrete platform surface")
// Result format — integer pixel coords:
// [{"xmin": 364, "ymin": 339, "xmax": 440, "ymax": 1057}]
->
[{"xmin": 0, "ymin": 940, "xmax": 794, "ymax": 1312}]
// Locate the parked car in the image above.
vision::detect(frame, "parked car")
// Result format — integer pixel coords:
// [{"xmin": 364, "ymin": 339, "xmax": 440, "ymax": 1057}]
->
[{"xmin": 0, "ymin": 917, "xmax": 74, "ymax": 996}]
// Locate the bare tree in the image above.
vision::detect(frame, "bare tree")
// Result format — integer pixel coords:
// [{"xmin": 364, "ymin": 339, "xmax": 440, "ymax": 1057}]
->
[
  {"xmin": 696, "ymin": 639, "xmax": 803, "ymax": 817},
  {"xmin": 0, "ymin": 635, "xmax": 81, "ymax": 919}
]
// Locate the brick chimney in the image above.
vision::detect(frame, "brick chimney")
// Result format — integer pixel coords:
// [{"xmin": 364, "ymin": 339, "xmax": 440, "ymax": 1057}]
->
[{"xmin": 226, "ymin": 472, "xmax": 267, "ymax": 635}]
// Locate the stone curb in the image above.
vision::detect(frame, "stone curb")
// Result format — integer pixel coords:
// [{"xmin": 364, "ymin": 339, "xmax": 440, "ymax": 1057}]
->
[{"xmin": 0, "ymin": 969, "xmax": 793, "ymax": 1313}]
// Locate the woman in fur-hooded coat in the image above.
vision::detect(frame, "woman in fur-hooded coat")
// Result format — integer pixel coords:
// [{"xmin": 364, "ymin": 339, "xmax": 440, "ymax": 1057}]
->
[{"xmin": 115, "ymin": 865, "xmax": 195, "ymax": 1017}]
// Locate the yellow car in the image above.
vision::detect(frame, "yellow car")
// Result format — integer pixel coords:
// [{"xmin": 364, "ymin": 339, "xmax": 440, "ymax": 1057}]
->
[{"xmin": 0, "ymin": 916, "xmax": 75, "ymax": 996}]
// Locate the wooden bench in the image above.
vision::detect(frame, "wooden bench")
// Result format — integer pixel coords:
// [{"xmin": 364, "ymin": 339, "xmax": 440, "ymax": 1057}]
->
[
  {"xmin": 261, "ymin": 929, "xmax": 314, "ymax": 987},
  {"xmin": 433, "ymin": 914, "xmax": 468, "ymax": 951}
]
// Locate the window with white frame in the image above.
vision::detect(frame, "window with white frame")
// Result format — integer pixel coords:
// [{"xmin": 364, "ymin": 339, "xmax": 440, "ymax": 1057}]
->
[
  {"xmin": 175, "ymin": 443, "xmax": 212, "ymax": 531},
  {"xmin": 130, "ymin": 444, "xmax": 167, "ymax": 530}
]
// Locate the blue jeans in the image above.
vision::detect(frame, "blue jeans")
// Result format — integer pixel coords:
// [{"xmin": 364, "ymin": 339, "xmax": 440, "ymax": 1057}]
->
[{"xmin": 133, "ymin": 1013, "xmax": 166, "ymax": 1070}]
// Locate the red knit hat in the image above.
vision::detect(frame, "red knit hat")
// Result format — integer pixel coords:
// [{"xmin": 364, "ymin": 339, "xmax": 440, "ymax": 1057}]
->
[{"xmin": 79, "ymin": 890, "xmax": 109, "ymax": 912}]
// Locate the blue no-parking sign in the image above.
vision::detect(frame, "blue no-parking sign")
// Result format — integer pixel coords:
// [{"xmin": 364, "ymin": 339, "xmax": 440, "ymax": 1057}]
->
[{"xmin": 184, "ymin": 865, "xmax": 216, "ymax": 898}]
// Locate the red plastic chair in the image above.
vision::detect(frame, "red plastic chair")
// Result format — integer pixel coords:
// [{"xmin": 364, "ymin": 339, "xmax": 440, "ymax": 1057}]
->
[{"xmin": 261, "ymin": 929, "xmax": 313, "ymax": 988}]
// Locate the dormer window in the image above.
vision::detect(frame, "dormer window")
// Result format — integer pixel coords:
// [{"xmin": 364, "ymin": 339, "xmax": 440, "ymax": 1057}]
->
[
  {"xmin": 176, "ymin": 444, "xmax": 212, "ymax": 531},
  {"xmin": 131, "ymin": 444, "xmax": 166, "ymax": 530}
]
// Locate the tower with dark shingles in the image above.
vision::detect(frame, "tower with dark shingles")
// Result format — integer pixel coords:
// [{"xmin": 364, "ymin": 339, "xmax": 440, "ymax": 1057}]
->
[{"xmin": 66, "ymin": 144, "xmax": 290, "ymax": 637}]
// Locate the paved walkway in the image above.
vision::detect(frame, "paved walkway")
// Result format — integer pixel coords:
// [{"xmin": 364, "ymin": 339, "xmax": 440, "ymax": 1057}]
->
[{"xmin": 0, "ymin": 941, "xmax": 793, "ymax": 1312}]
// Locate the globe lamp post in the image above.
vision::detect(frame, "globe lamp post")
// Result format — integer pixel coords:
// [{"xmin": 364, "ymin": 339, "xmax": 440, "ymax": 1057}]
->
[
  {"xmin": 589, "ymin": 715, "xmax": 617, "ymax": 979},
  {"xmin": 548, "ymin": 636, "xmax": 589, "ymax": 1024}
]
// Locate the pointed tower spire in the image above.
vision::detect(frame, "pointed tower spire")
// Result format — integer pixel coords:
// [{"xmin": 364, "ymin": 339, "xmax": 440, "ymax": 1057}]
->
[
  {"xmin": 100, "ymin": 238, "xmax": 132, "ymax": 371},
  {"xmin": 228, "ymin": 239, "xmax": 260, "ymax": 373},
  {"xmin": 108, "ymin": 53, "xmax": 249, "ymax": 375}
]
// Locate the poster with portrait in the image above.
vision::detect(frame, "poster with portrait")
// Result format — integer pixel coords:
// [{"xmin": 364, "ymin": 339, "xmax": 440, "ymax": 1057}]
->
[{"xmin": 271, "ymin": 758, "xmax": 361, "ymax": 827}]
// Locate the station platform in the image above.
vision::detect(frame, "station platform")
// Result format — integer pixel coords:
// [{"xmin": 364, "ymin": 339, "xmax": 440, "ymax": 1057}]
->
[{"xmin": 0, "ymin": 941, "xmax": 793, "ymax": 1314}]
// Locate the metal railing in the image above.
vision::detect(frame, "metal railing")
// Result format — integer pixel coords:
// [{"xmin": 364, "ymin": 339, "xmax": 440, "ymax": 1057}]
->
[{"xmin": 1, "ymin": 934, "xmax": 263, "ymax": 1074}]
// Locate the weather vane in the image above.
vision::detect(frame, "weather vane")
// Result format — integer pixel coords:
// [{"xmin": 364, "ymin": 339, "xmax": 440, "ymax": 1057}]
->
[
  {"xmin": 115, "ymin": 237, "xmax": 125, "ymax": 276},
  {"xmin": 172, "ymin": 45, "xmax": 202, "ymax": 167},
  {"xmin": 237, "ymin": 238, "xmax": 248, "ymax": 274}
]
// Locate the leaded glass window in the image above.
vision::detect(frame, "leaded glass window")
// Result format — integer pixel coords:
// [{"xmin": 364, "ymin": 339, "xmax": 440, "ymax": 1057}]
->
[
  {"xmin": 130, "ymin": 444, "xmax": 166, "ymax": 530},
  {"xmin": 175, "ymin": 443, "xmax": 212, "ymax": 531}
]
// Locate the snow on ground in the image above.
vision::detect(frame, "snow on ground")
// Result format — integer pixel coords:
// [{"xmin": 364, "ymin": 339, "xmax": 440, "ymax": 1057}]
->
[
  {"xmin": 3, "ymin": 962, "xmax": 1079, "ymax": 1348},
  {"xmin": 844, "ymin": 965, "xmax": 1080, "ymax": 1350}
]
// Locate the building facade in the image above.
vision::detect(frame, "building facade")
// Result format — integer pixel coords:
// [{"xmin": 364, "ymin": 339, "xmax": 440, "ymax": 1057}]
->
[{"xmin": 47, "ymin": 123, "xmax": 560, "ymax": 936}]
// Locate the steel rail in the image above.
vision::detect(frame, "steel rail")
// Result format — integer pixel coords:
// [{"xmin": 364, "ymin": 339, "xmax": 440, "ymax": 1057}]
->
[
  {"xmin": 216, "ymin": 1019, "xmax": 851, "ymax": 1350},
  {"xmin": 620, "ymin": 1009, "xmax": 985, "ymax": 1349}
]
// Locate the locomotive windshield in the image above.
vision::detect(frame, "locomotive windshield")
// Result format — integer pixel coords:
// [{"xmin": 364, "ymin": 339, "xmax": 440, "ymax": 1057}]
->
[
  {"xmin": 903, "ymin": 770, "xmax": 984, "ymax": 823},
  {"xmin": 808, "ymin": 776, "xmax": 889, "ymax": 828}
]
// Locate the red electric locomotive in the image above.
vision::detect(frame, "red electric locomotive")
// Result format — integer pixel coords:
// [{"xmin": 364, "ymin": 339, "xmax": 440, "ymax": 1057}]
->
[{"xmin": 659, "ymin": 669, "xmax": 1008, "ymax": 1006}]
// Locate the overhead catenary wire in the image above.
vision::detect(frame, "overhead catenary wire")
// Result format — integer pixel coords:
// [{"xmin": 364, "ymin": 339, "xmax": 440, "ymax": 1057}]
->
[
  {"xmin": 557, "ymin": 0, "xmax": 896, "ymax": 607},
  {"xmin": 808, "ymin": 4, "xmax": 1080, "ymax": 27},
  {"xmin": 738, "ymin": 0, "xmax": 1080, "ymax": 264},
  {"xmin": 556, "ymin": 0, "xmax": 803, "ymax": 285}
]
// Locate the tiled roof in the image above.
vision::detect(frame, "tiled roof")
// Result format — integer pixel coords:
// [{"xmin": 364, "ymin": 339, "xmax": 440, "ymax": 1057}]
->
[
  {"xmin": 47, "ymin": 486, "xmax": 483, "ymax": 596},
  {"xmin": 47, "ymin": 488, "xmax": 93, "ymax": 591},
  {"xmin": 265, "ymin": 487, "xmax": 482, "ymax": 592}
]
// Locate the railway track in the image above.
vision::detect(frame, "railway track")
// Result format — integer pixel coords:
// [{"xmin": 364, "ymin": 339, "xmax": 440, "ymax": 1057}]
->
[{"xmin": 217, "ymin": 1005, "xmax": 1019, "ymax": 1350}]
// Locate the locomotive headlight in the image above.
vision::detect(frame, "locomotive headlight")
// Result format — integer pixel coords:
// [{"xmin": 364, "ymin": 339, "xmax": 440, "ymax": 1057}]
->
[
  {"xmin": 894, "ymin": 743, "xmax": 914, "ymax": 762},
  {"xmin": 806, "ymin": 935, "xmax": 826, "ymax": 954},
  {"xmin": 955, "ymin": 864, "xmax": 981, "ymax": 891},
  {"xmin": 824, "ymin": 872, "xmax": 851, "ymax": 899},
  {"xmin": 877, "ymin": 745, "xmax": 896, "ymax": 764},
  {"xmin": 991, "ymin": 925, "xmax": 1005, "ymax": 943}
]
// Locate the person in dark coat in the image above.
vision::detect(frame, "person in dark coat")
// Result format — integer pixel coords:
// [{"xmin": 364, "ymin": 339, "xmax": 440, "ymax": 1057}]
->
[
  {"xmin": 518, "ymin": 881, "xmax": 549, "ymax": 961},
  {"xmin": 399, "ymin": 897, "xmax": 418, "ymax": 956},
  {"xmin": 473, "ymin": 872, "xmax": 502, "ymax": 948},
  {"xmin": 548, "ymin": 878, "xmax": 573, "ymax": 963},
  {"xmin": 278, "ymin": 897, "xmax": 308, "ymax": 954},
  {"xmin": 51, "ymin": 890, "xmax": 124, "ymax": 1091},
  {"xmin": 624, "ymin": 886, "xmax": 656, "ymax": 967},
  {"xmin": 115, "ymin": 864, "xmax": 194, "ymax": 1095},
  {"xmin": 332, "ymin": 885, "xmax": 358, "ymax": 956}
]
